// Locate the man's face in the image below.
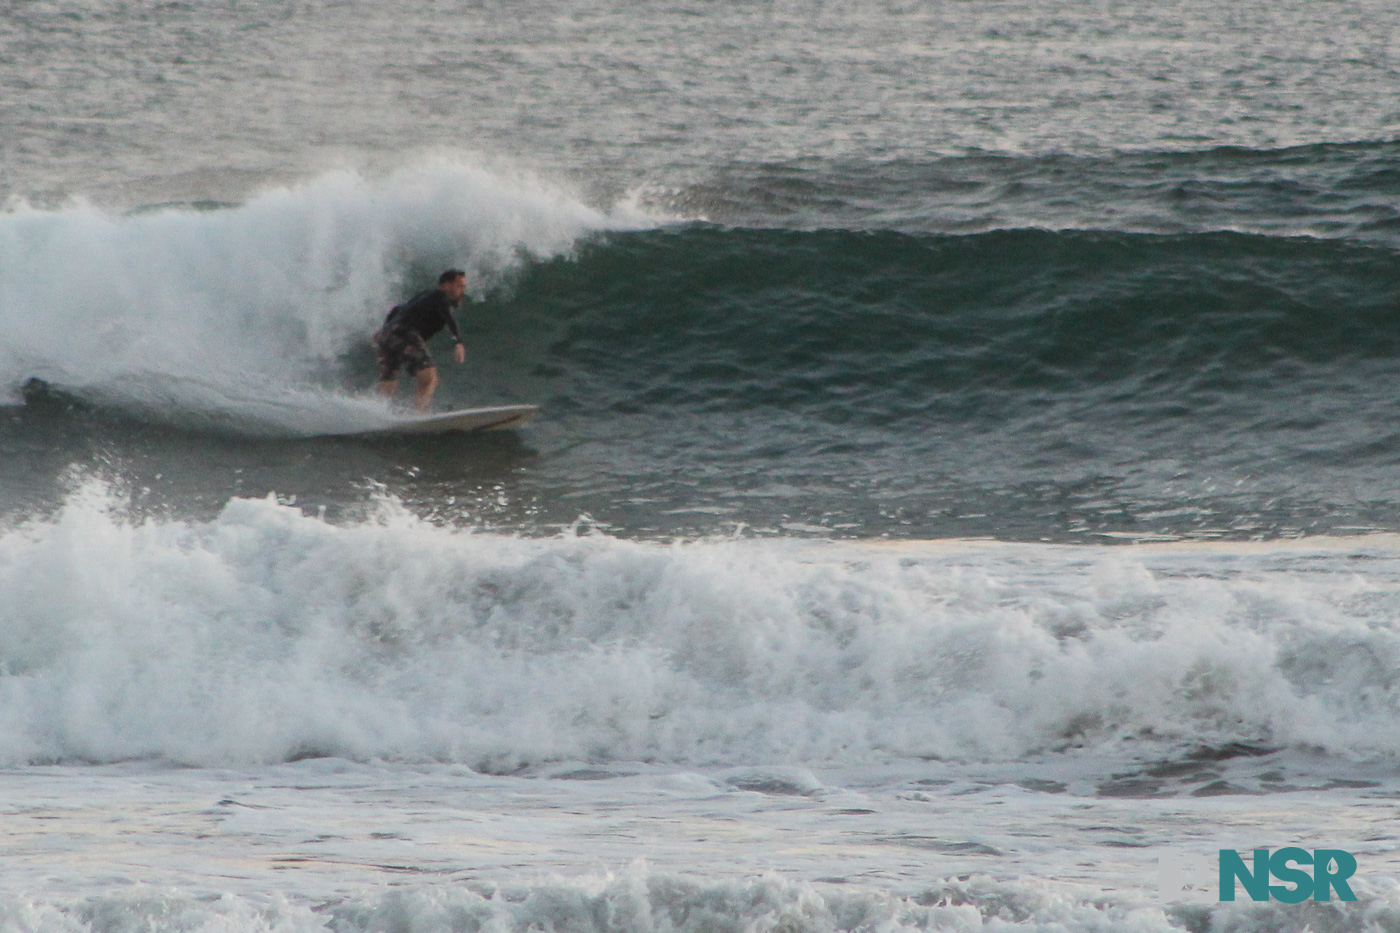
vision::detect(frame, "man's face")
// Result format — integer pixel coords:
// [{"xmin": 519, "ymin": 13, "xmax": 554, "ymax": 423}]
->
[{"xmin": 443, "ymin": 276, "xmax": 467, "ymax": 303}]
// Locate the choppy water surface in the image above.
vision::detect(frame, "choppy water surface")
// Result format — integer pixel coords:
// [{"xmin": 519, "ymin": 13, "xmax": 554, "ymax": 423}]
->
[{"xmin": 5, "ymin": 1, "xmax": 1400, "ymax": 930}]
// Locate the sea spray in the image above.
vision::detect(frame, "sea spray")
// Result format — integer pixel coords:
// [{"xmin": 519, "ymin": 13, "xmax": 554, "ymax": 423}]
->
[{"xmin": 0, "ymin": 161, "xmax": 659, "ymax": 434}]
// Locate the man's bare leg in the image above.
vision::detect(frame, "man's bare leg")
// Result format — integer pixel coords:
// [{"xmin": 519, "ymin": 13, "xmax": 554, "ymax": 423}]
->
[{"xmin": 413, "ymin": 367, "xmax": 439, "ymax": 412}]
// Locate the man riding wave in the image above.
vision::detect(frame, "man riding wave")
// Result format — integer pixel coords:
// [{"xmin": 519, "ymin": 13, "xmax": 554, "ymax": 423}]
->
[{"xmin": 373, "ymin": 269, "xmax": 469, "ymax": 411}]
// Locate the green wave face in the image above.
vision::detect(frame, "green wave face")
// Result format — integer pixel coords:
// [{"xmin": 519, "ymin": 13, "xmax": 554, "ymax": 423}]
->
[
  {"xmin": 13, "ymin": 221, "xmax": 1400, "ymax": 542},
  {"xmin": 505, "ymin": 225, "xmax": 1400, "ymax": 421},
  {"xmin": 9, "ymin": 142, "xmax": 1400, "ymax": 542},
  {"xmin": 345, "ymin": 223, "xmax": 1393, "ymax": 541}
]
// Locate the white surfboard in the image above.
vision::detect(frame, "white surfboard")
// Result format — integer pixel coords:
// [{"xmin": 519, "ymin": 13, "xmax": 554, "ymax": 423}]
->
[{"xmin": 347, "ymin": 404, "xmax": 539, "ymax": 436}]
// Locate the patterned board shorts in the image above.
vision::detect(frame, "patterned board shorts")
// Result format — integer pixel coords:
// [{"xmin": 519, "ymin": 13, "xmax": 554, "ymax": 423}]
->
[{"xmin": 373, "ymin": 327, "xmax": 434, "ymax": 380}]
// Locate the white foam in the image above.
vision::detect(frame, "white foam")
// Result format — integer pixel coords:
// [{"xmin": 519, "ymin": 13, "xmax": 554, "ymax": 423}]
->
[
  {"xmin": 0, "ymin": 160, "xmax": 659, "ymax": 434},
  {"xmin": 0, "ymin": 873, "xmax": 1181, "ymax": 933},
  {"xmin": 4, "ymin": 484, "xmax": 1400, "ymax": 769},
  {"xmin": 4, "ymin": 863, "xmax": 1399, "ymax": 933}
]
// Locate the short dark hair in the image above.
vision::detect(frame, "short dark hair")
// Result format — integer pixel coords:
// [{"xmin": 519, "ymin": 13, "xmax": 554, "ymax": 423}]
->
[{"xmin": 439, "ymin": 269, "xmax": 466, "ymax": 285}]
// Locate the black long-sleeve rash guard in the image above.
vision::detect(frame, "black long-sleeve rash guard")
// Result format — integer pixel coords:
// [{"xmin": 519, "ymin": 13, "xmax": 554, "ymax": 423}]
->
[{"xmin": 382, "ymin": 288, "xmax": 462, "ymax": 343}]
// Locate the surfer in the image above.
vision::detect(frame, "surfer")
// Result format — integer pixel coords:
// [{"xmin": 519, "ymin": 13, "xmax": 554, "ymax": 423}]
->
[{"xmin": 373, "ymin": 269, "xmax": 470, "ymax": 412}]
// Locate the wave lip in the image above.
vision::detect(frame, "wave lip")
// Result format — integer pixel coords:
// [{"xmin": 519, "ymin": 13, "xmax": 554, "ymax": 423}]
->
[{"xmin": 0, "ymin": 160, "xmax": 661, "ymax": 435}]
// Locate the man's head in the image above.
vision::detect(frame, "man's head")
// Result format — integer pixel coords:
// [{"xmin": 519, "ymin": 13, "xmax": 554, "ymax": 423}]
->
[{"xmin": 438, "ymin": 269, "xmax": 467, "ymax": 304}]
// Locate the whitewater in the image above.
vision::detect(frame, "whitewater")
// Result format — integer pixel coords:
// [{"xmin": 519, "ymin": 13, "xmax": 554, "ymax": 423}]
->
[
  {"xmin": 0, "ymin": 162, "xmax": 656, "ymax": 435},
  {"xmin": 8, "ymin": 483, "xmax": 1400, "ymax": 930},
  {"xmin": 9, "ymin": 483, "xmax": 1400, "ymax": 769}
]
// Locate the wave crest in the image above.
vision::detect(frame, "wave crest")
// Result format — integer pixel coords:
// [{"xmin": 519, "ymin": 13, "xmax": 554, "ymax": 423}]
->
[{"xmin": 0, "ymin": 161, "xmax": 658, "ymax": 433}]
